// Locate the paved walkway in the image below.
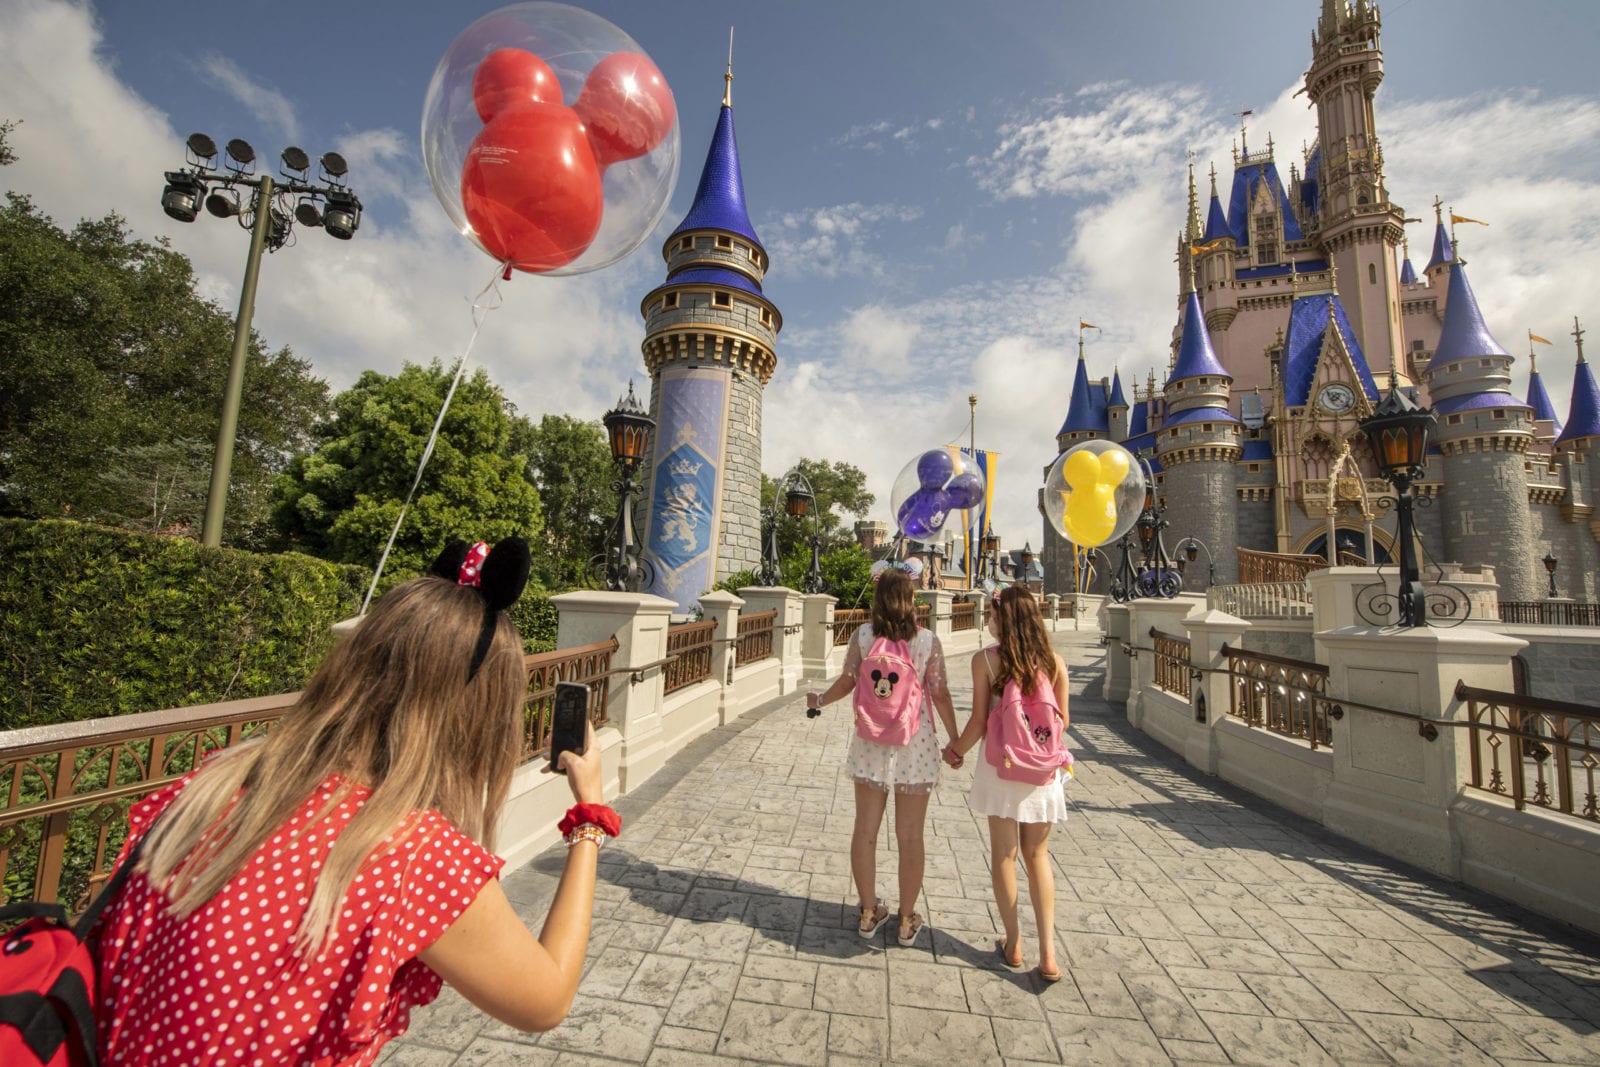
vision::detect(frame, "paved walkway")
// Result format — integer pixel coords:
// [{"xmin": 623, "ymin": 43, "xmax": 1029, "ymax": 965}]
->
[{"xmin": 382, "ymin": 631, "xmax": 1600, "ymax": 1066}]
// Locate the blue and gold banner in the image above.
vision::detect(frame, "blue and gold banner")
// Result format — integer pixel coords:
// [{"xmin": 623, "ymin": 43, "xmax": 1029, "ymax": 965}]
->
[
  {"xmin": 956, "ymin": 447, "xmax": 995, "ymax": 578},
  {"xmin": 644, "ymin": 368, "xmax": 729, "ymax": 611}
]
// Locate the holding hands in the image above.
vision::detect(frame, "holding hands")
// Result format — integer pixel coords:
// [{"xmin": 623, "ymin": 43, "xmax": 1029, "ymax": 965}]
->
[{"xmin": 942, "ymin": 743, "xmax": 964, "ymax": 769}]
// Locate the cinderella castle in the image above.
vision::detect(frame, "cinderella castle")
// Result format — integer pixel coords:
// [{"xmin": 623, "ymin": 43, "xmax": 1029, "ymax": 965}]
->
[{"xmin": 1039, "ymin": 0, "xmax": 1600, "ymax": 605}]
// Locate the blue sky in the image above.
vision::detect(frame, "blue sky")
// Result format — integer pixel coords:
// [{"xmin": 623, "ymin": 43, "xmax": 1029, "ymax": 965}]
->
[{"xmin": 4, "ymin": 0, "xmax": 1599, "ymax": 550}]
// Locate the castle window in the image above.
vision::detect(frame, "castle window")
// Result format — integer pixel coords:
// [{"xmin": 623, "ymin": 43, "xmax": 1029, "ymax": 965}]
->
[
  {"xmin": 1203, "ymin": 423, "xmax": 1214, "ymax": 432},
  {"xmin": 1247, "ymin": 463, "xmax": 1261, "ymax": 473},
  {"xmin": 713, "ymin": 292, "xmax": 731, "ymax": 307},
  {"xmin": 1491, "ymin": 409, "xmax": 1506, "ymax": 420},
  {"xmin": 1368, "ymin": 263, "xmax": 1377, "ymax": 284},
  {"xmin": 1447, "ymin": 414, "xmax": 1462, "ymax": 425},
  {"xmin": 678, "ymin": 237, "xmax": 692, "ymax": 252},
  {"xmin": 716, "ymin": 235, "xmax": 732, "ymax": 249},
  {"xmin": 1412, "ymin": 339, "xmax": 1424, "ymax": 350},
  {"xmin": 663, "ymin": 293, "xmax": 678, "ymax": 309},
  {"xmin": 760, "ymin": 307, "xmax": 772, "ymax": 326},
  {"xmin": 1481, "ymin": 359, "xmax": 1494, "ymax": 368}
]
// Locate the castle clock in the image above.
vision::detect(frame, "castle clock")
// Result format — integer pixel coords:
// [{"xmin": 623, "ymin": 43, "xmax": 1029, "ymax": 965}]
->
[{"xmin": 1317, "ymin": 383, "xmax": 1356, "ymax": 414}]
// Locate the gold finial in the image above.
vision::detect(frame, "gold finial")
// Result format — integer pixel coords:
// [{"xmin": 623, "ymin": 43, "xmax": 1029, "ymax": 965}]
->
[
  {"xmin": 1576, "ymin": 317, "xmax": 1588, "ymax": 363},
  {"xmin": 723, "ymin": 27, "xmax": 734, "ymax": 107}
]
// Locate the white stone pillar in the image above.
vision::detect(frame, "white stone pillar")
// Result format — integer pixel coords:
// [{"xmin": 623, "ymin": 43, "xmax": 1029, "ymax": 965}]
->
[
  {"xmin": 1103, "ymin": 602, "xmax": 1132, "ymax": 705},
  {"xmin": 917, "ymin": 589, "xmax": 954, "ymax": 640},
  {"xmin": 551, "ymin": 591, "xmax": 677, "ymax": 792},
  {"xmin": 1124, "ymin": 596, "xmax": 1202, "ymax": 727},
  {"xmin": 1182, "ymin": 608, "xmax": 1251, "ymax": 773},
  {"xmin": 801, "ymin": 593, "xmax": 837, "ymax": 679},
  {"xmin": 1319, "ymin": 624, "xmax": 1527, "ymax": 879},
  {"xmin": 698, "ymin": 589, "xmax": 743, "ymax": 721},
  {"xmin": 737, "ymin": 587, "xmax": 804, "ymax": 694},
  {"xmin": 1306, "ymin": 567, "xmax": 1382, "ymax": 661},
  {"xmin": 1044, "ymin": 594, "xmax": 1062, "ymax": 630}
]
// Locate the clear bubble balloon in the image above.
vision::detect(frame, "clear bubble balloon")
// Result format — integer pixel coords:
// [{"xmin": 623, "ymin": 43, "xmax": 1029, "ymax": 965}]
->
[
  {"xmin": 422, "ymin": 3, "xmax": 681, "ymax": 276},
  {"xmin": 890, "ymin": 449, "xmax": 985, "ymax": 540},
  {"xmin": 1042, "ymin": 440, "xmax": 1146, "ymax": 548}
]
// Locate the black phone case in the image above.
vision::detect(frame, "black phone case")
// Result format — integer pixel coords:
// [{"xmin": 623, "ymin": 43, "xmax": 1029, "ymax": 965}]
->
[{"xmin": 549, "ymin": 682, "xmax": 588, "ymax": 771}]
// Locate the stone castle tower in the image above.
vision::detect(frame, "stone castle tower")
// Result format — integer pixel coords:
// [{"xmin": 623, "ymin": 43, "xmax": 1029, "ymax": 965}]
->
[
  {"xmin": 1041, "ymin": 0, "xmax": 1599, "ymax": 603},
  {"xmin": 638, "ymin": 65, "xmax": 781, "ymax": 611}
]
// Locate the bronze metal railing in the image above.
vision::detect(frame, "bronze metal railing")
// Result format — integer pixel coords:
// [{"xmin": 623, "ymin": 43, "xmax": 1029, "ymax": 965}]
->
[
  {"xmin": 1221, "ymin": 643, "xmax": 1333, "ymax": 749},
  {"xmin": 1150, "ymin": 628, "xmax": 1192, "ymax": 700},
  {"xmin": 1497, "ymin": 602, "xmax": 1600, "ymax": 626},
  {"xmin": 1237, "ymin": 547, "xmax": 1330, "ymax": 585},
  {"xmin": 952, "ymin": 601, "xmax": 976, "ymax": 632},
  {"xmin": 663, "ymin": 620, "xmax": 716, "ymax": 694},
  {"xmin": 736, "ymin": 610, "xmax": 777, "ymax": 666},
  {"xmin": 833, "ymin": 609, "xmax": 869, "ymax": 647},
  {"xmin": 1, "ymin": 641, "xmax": 618, "ymax": 909},
  {"xmin": 522, "ymin": 639, "xmax": 617, "ymax": 760},
  {"xmin": 1460, "ymin": 682, "xmax": 1600, "ymax": 824}
]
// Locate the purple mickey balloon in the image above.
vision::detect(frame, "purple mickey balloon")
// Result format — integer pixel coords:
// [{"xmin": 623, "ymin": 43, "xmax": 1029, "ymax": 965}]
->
[
  {"xmin": 945, "ymin": 471, "xmax": 984, "ymax": 510},
  {"xmin": 896, "ymin": 487, "xmax": 949, "ymax": 540},
  {"xmin": 916, "ymin": 449, "xmax": 955, "ymax": 490}
]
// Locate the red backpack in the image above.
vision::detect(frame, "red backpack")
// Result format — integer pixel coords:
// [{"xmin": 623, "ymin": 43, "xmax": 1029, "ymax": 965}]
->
[
  {"xmin": 852, "ymin": 628, "xmax": 927, "ymax": 746},
  {"xmin": 985, "ymin": 657, "xmax": 1072, "ymax": 785},
  {"xmin": 0, "ymin": 836, "xmax": 143, "ymax": 1067}
]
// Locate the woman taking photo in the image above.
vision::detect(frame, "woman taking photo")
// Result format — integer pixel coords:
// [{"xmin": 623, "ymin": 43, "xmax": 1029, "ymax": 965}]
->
[
  {"xmin": 944, "ymin": 584, "xmax": 1071, "ymax": 982},
  {"xmin": 92, "ymin": 539, "xmax": 613, "ymax": 1064},
  {"xmin": 805, "ymin": 566, "xmax": 959, "ymax": 946}
]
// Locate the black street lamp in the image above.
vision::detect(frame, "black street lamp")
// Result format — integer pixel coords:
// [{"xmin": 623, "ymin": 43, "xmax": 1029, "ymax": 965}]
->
[
  {"xmin": 1543, "ymin": 553, "xmax": 1559, "ymax": 599},
  {"xmin": 601, "ymin": 383, "xmax": 655, "ymax": 592},
  {"xmin": 1359, "ymin": 374, "xmax": 1437, "ymax": 627},
  {"xmin": 1174, "ymin": 537, "xmax": 1215, "ymax": 588},
  {"xmin": 928, "ymin": 542, "xmax": 945, "ymax": 590},
  {"xmin": 760, "ymin": 468, "xmax": 821, "ymax": 590},
  {"xmin": 981, "ymin": 531, "xmax": 1001, "ymax": 587},
  {"xmin": 162, "ymin": 133, "xmax": 361, "ymax": 547}
]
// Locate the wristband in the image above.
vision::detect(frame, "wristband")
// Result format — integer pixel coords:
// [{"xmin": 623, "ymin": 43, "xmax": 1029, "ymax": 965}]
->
[
  {"xmin": 565, "ymin": 824, "xmax": 607, "ymax": 849},
  {"xmin": 558, "ymin": 802, "xmax": 621, "ymax": 838}
]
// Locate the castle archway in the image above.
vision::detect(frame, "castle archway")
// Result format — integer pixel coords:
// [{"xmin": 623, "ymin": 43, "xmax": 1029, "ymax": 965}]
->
[{"xmin": 1296, "ymin": 525, "xmax": 1393, "ymax": 565}]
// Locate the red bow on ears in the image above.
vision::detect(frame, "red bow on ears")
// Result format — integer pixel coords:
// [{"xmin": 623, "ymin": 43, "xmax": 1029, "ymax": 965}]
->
[
  {"xmin": 457, "ymin": 542, "xmax": 490, "ymax": 587},
  {"xmin": 427, "ymin": 537, "xmax": 533, "ymax": 681}
]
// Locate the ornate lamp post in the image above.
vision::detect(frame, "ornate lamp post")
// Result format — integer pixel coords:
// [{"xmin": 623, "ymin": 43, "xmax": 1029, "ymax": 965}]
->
[
  {"xmin": 1359, "ymin": 376, "xmax": 1437, "ymax": 627},
  {"xmin": 1174, "ymin": 537, "xmax": 1215, "ymax": 588},
  {"xmin": 759, "ymin": 468, "xmax": 819, "ymax": 589},
  {"xmin": 981, "ymin": 531, "xmax": 1001, "ymax": 587},
  {"xmin": 601, "ymin": 383, "xmax": 655, "ymax": 592},
  {"xmin": 1543, "ymin": 552, "xmax": 1559, "ymax": 599},
  {"xmin": 1131, "ymin": 458, "xmax": 1179, "ymax": 598},
  {"xmin": 928, "ymin": 542, "xmax": 944, "ymax": 590},
  {"xmin": 161, "ymin": 133, "xmax": 361, "ymax": 547}
]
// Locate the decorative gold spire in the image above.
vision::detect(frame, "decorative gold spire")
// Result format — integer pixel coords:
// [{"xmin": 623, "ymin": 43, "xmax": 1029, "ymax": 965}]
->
[
  {"xmin": 722, "ymin": 27, "xmax": 734, "ymax": 107},
  {"xmin": 1576, "ymin": 316, "xmax": 1588, "ymax": 364}
]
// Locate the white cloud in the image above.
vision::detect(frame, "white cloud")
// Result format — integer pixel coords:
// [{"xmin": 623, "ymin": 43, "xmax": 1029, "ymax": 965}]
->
[
  {"xmin": 199, "ymin": 54, "xmax": 298, "ymax": 145},
  {"xmin": 765, "ymin": 201, "xmax": 923, "ymax": 279}
]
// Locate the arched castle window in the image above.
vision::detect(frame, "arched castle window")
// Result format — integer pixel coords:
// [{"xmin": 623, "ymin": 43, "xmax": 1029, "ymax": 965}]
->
[
  {"xmin": 1302, "ymin": 433, "xmax": 1335, "ymax": 483},
  {"xmin": 1368, "ymin": 263, "xmax": 1377, "ymax": 284},
  {"xmin": 1253, "ymin": 213, "xmax": 1279, "ymax": 264}
]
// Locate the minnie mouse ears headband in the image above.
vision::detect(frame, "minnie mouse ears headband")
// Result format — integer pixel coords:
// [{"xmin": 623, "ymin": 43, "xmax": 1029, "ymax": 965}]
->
[
  {"xmin": 429, "ymin": 537, "xmax": 531, "ymax": 681},
  {"xmin": 869, "ymin": 558, "xmax": 925, "ymax": 583}
]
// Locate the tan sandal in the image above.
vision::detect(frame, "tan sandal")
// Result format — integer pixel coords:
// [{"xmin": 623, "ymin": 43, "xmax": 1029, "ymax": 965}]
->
[
  {"xmin": 857, "ymin": 902, "xmax": 889, "ymax": 939},
  {"xmin": 897, "ymin": 911, "xmax": 925, "ymax": 945}
]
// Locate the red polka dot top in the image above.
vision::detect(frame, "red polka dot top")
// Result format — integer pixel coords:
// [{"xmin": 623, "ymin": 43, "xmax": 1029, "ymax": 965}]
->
[{"xmin": 93, "ymin": 773, "xmax": 502, "ymax": 1065}]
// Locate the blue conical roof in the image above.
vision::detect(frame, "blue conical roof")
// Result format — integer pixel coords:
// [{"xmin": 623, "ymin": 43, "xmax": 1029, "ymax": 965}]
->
[
  {"xmin": 1281, "ymin": 293, "xmax": 1380, "ymax": 407},
  {"xmin": 1399, "ymin": 256, "xmax": 1417, "ymax": 285},
  {"xmin": 1129, "ymin": 398, "xmax": 1149, "ymax": 438},
  {"xmin": 1169, "ymin": 291, "xmax": 1230, "ymax": 384},
  {"xmin": 1058, "ymin": 354, "xmax": 1108, "ymax": 435},
  {"xmin": 1428, "ymin": 262, "xmax": 1510, "ymax": 370},
  {"xmin": 1202, "ymin": 193, "xmax": 1230, "ymax": 243},
  {"xmin": 671, "ymin": 105, "xmax": 761, "ymax": 247},
  {"xmin": 1225, "ymin": 162, "xmax": 1304, "ymax": 243},
  {"xmin": 1557, "ymin": 357, "xmax": 1600, "ymax": 444},
  {"xmin": 1526, "ymin": 365, "xmax": 1564, "ymax": 435},
  {"xmin": 1108, "ymin": 368, "xmax": 1128, "ymax": 408},
  {"xmin": 1425, "ymin": 220, "xmax": 1452, "ymax": 271}
]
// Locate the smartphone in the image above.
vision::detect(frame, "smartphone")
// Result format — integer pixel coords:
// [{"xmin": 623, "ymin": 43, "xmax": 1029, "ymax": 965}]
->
[{"xmin": 548, "ymin": 681, "xmax": 589, "ymax": 774}]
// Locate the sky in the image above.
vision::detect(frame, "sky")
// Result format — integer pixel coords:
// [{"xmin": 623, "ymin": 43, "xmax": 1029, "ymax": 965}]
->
[{"xmin": 3, "ymin": 0, "xmax": 1599, "ymax": 555}]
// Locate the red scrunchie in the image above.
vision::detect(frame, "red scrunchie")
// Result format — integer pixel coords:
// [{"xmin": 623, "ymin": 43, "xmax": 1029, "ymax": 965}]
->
[{"xmin": 558, "ymin": 803, "xmax": 621, "ymax": 838}]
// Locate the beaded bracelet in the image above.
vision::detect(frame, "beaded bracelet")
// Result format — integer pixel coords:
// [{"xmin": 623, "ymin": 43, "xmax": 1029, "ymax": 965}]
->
[
  {"xmin": 558, "ymin": 802, "xmax": 621, "ymax": 838},
  {"xmin": 564, "ymin": 823, "xmax": 607, "ymax": 849}
]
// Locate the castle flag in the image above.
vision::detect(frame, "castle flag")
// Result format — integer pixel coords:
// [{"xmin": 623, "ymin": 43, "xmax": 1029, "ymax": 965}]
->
[
  {"xmin": 955, "ymin": 447, "xmax": 995, "ymax": 579},
  {"xmin": 1529, "ymin": 331, "xmax": 1553, "ymax": 345},
  {"xmin": 1450, "ymin": 213, "xmax": 1489, "ymax": 226}
]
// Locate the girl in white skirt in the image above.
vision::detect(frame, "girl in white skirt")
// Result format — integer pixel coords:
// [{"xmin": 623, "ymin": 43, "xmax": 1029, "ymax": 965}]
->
[
  {"xmin": 943, "ymin": 585, "xmax": 1070, "ymax": 981},
  {"xmin": 806, "ymin": 567, "xmax": 959, "ymax": 945}
]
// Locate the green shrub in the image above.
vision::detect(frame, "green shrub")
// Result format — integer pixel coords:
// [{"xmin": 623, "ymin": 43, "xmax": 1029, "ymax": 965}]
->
[{"xmin": 0, "ymin": 519, "xmax": 368, "ymax": 729}]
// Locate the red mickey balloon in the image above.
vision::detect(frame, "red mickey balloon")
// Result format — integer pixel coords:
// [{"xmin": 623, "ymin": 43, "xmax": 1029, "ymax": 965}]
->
[
  {"xmin": 460, "ymin": 102, "xmax": 603, "ymax": 273},
  {"xmin": 472, "ymin": 47, "xmax": 560, "ymax": 123},
  {"xmin": 574, "ymin": 51, "xmax": 676, "ymax": 167}
]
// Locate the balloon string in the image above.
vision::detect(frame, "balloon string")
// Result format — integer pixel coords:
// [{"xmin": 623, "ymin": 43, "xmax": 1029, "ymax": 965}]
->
[{"xmin": 360, "ymin": 261, "xmax": 510, "ymax": 615}]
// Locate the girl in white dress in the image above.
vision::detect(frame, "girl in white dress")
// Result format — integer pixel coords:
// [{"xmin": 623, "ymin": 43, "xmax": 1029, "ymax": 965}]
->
[
  {"xmin": 943, "ymin": 585, "xmax": 1070, "ymax": 981},
  {"xmin": 805, "ymin": 567, "xmax": 959, "ymax": 945}
]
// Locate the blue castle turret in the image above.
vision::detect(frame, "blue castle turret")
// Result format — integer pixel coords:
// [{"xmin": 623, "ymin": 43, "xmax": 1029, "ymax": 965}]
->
[{"xmin": 638, "ymin": 63, "xmax": 781, "ymax": 609}]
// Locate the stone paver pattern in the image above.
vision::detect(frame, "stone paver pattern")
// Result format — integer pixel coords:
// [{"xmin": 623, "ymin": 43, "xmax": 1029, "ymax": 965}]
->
[{"xmin": 382, "ymin": 630, "xmax": 1600, "ymax": 1065}]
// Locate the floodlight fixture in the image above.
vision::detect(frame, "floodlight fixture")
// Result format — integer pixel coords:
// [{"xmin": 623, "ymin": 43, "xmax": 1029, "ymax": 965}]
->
[
  {"xmin": 320, "ymin": 151, "xmax": 348, "ymax": 178},
  {"xmin": 321, "ymin": 188, "xmax": 361, "ymax": 240},
  {"xmin": 161, "ymin": 171, "xmax": 206, "ymax": 222},
  {"xmin": 204, "ymin": 189, "xmax": 240, "ymax": 218},
  {"xmin": 280, "ymin": 146, "xmax": 310, "ymax": 173},
  {"xmin": 225, "ymin": 138, "xmax": 256, "ymax": 166},
  {"xmin": 185, "ymin": 132, "xmax": 218, "ymax": 162},
  {"xmin": 294, "ymin": 198, "xmax": 323, "ymax": 228}
]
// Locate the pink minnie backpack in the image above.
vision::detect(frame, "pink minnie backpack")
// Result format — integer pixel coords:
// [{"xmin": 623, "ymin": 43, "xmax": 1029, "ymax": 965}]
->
[
  {"xmin": 852, "ymin": 629, "xmax": 926, "ymax": 746},
  {"xmin": 986, "ymin": 661, "xmax": 1072, "ymax": 785}
]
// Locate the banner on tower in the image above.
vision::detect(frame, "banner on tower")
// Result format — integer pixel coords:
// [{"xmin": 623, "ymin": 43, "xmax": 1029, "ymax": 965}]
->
[
  {"xmin": 954, "ymin": 447, "xmax": 995, "ymax": 579},
  {"xmin": 643, "ymin": 367, "xmax": 729, "ymax": 612}
]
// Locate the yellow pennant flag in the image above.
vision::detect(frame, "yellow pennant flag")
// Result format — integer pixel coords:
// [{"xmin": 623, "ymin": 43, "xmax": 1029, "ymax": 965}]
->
[
  {"xmin": 1080, "ymin": 321, "xmax": 1100, "ymax": 331},
  {"xmin": 1451, "ymin": 213, "xmax": 1489, "ymax": 226},
  {"xmin": 1190, "ymin": 237, "xmax": 1228, "ymax": 255},
  {"xmin": 1529, "ymin": 331, "xmax": 1553, "ymax": 345}
]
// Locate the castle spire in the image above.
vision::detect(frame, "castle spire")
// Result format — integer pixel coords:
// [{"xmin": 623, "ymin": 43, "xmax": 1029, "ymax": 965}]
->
[
  {"xmin": 1427, "ymin": 258, "xmax": 1509, "ymax": 370},
  {"xmin": 1524, "ymin": 337, "xmax": 1563, "ymax": 435},
  {"xmin": 1425, "ymin": 195, "xmax": 1452, "ymax": 272},
  {"xmin": 1557, "ymin": 316, "xmax": 1600, "ymax": 445},
  {"xmin": 1186, "ymin": 159, "xmax": 1200, "ymax": 240},
  {"xmin": 672, "ymin": 48, "xmax": 760, "ymax": 246},
  {"xmin": 722, "ymin": 27, "xmax": 733, "ymax": 107},
  {"xmin": 1399, "ymin": 238, "xmax": 1417, "ymax": 286},
  {"xmin": 1170, "ymin": 290, "xmax": 1231, "ymax": 384}
]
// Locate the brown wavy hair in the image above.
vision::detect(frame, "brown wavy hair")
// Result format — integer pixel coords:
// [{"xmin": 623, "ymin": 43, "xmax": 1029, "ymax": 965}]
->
[
  {"xmin": 990, "ymin": 585, "xmax": 1056, "ymax": 695},
  {"xmin": 870, "ymin": 567, "xmax": 919, "ymax": 641},
  {"xmin": 135, "ymin": 576, "xmax": 528, "ymax": 955}
]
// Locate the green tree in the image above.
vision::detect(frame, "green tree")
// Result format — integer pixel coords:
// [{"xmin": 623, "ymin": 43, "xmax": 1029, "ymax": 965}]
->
[
  {"xmin": 757, "ymin": 457, "xmax": 875, "ymax": 592},
  {"xmin": 513, "ymin": 413, "xmax": 617, "ymax": 590},
  {"xmin": 271, "ymin": 361, "xmax": 543, "ymax": 582},
  {"xmin": 0, "ymin": 194, "xmax": 329, "ymax": 546},
  {"xmin": 0, "ymin": 119, "xmax": 16, "ymax": 166}
]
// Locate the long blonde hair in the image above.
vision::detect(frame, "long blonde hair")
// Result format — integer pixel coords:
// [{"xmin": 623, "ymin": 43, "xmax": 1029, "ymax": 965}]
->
[
  {"xmin": 990, "ymin": 585, "xmax": 1055, "ymax": 695},
  {"xmin": 135, "ymin": 577, "xmax": 527, "ymax": 954}
]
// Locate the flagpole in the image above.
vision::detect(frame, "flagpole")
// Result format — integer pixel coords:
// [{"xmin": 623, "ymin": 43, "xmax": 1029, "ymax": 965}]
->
[{"xmin": 967, "ymin": 394, "xmax": 978, "ymax": 589}]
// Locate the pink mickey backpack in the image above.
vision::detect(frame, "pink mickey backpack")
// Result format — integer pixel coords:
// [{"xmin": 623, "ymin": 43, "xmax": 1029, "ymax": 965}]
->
[
  {"xmin": 985, "ymin": 654, "xmax": 1072, "ymax": 785},
  {"xmin": 852, "ymin": 627, "xmax": 927, "ymax": 746}
]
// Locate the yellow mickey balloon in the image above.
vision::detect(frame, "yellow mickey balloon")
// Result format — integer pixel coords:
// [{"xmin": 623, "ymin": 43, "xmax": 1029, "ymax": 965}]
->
[
  {"xmin": 1096, "ymin": 446, "xmax": 1130, "ymax": 487},
  {"xmin": 1062, "ymin": 448, "xmax": 1101, "ymax": 490},
  {"xmin": 1063, "ymin": 483, "xmax": 1116, "ymax": 545}
]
